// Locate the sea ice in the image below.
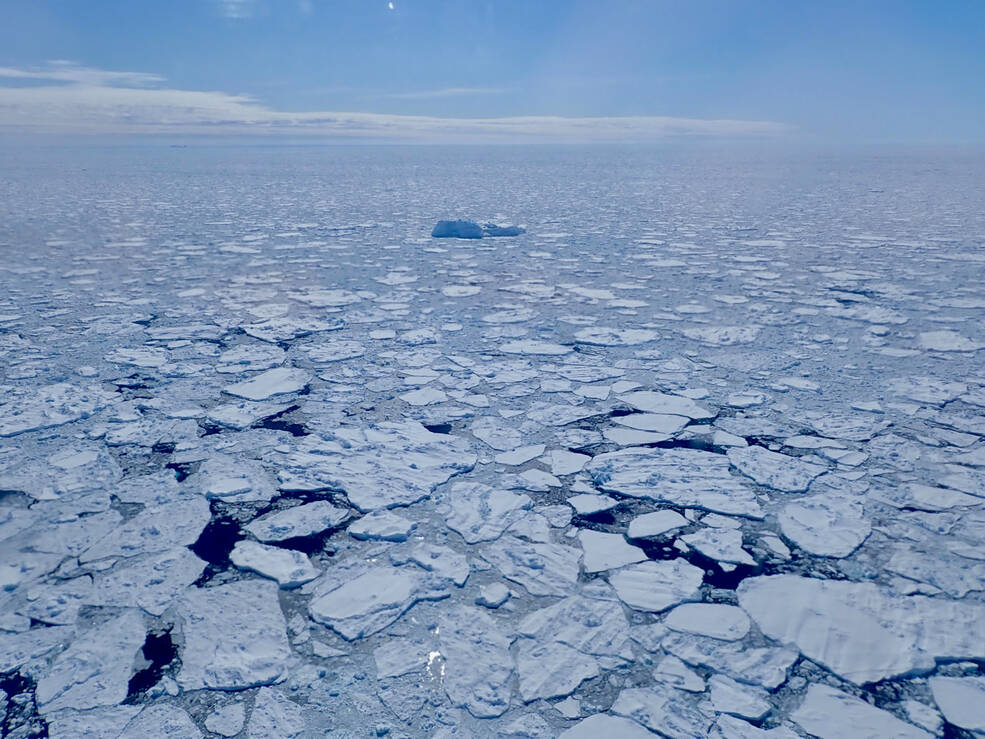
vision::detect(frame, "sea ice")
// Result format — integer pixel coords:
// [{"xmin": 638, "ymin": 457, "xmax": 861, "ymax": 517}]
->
[
  {"xmin": 278, "ymin": 422, "xmax": 475, "ymax": 510},
  {"xmin": 578, "ymin": 529, "xmax": 647, "ymax": 572},
  {"xmin": 0, "ymin": 383, "xmax": 114, "ymax": 437},
  {"xmin": 739, "ymin": 574, "xmax": 985, "ymax": 684},
  {"xmin": 778, "ymin": 494, "xmax": 871, "ymax": 557},
  {"xmin": 230, "ymin": 540, "xmax": 320, "ymax": 588},
  {"xmin": 437, "ymin": 607, "xmax": 514, "ymax": 717},
  {"xmin": 205, "ymin": 702, "xmax": 247, "ymax": 737},
  {"xmin": 791, "ymin": 684, "xmax": 931, "ymax": 738},
  {"xmin": 588, "ymin": 447, "xmax": 764, "ymax": 518},
  {"xmin": 308, "ymin": 567, "xmax": 449, "ymax": 640},
  {"xmin": 664, "ymin": 603, "xmax": 751, "ymax": 641},
  {"xmin": 480, "ymin": 536, "xmax": 582, "ymax": 597},
  {"xmin": 727, "ymin": 445, "xmax": 826, "ymax": 493},
  {"xmin": 347, "ymin": 509, "xmax": 416, "ymax": 541},
  {"xmin": 608, "ymin": 559, "xmax": 704, "ymax": 612},
  {"xmin": 709, "ymin": 675, "xmax": 772, "ymax": 721},
  {"xmin": 619, "ymin": 390, "xmax": 715, "ymax": 419},
  {"xmin": 177, "ymin": 580, "xmax": 292, "ymax": 690},
  {"xmin": 928, "ymin": 676, "xmax": 985, "ymax": 732},
  {"xmin": 246, "ymin": 687, "xmax": 305, "ymax": 738},
  {"xmin": 560, "ymin": 714, "xmax": 653, "ymax": 738},
  {"xmin": 36, "ymin": 610, "xmax": 145, "ymax": 713},
  {"xmin": 245, "ymin": 501, "xmax": 350, "ymax": 542},
  {"xmin": 442, "ymin": 481, "xmax": 532, "ymax": 543},
  {"xmin": 627, "ymin": 509, "xmax": 688, "ymax": 539},
  {"xmin": 223, "ymin": 367, "xmax": 310, "ymax": 401},
  {"xmin": 516, "ymin": 640, "xmax": 599, "ymax": 702}
]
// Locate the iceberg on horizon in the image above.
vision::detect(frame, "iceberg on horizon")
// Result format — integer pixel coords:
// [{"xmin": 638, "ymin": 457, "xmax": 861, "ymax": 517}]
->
[{"xmin": 432, "ymin": 220, "xmax": 526, "ymax": 239}]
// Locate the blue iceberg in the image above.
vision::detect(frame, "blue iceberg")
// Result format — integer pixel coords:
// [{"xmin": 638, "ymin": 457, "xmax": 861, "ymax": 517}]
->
[{"xmin": 431, "ymin": 220, "xmax": 526, "ymax": 239}]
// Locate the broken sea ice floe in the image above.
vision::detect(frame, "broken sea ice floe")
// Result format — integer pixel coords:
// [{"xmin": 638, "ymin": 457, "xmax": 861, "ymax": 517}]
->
[
  {"xmin": 7, "ymin": 141, "xmax": 985, "ymax": 738},
  {"xmin": 431, "ymin": 219, "xmax": 526, "ymax": 238}
]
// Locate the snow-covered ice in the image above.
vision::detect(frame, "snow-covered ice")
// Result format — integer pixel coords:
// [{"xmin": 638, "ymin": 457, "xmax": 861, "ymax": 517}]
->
[{"xmin": 2, "ymin": 145, "xmax": 983, "ymax": 737}]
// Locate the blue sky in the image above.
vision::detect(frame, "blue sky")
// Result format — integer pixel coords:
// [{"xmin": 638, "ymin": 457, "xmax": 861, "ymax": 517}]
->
[{"xmin": 1, "ymin": 0, "xmax": 983, "ymax": 142}]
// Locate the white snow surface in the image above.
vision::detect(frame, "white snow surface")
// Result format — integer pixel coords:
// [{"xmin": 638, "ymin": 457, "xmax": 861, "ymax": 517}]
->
[{"xmin": 1, "ymin": 146, "xmax": 982, "ymax": 737}]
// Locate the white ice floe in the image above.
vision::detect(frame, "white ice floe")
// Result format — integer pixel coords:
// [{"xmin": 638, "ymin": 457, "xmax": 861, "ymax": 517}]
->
[
  {"xmin": 105, "ymin": 347, "xmax": 170, "ymax": 368},
  {"xmin": 88, "ymin": 547, "xmax": 206, "ymax": 615},
  {"xmin": 928, "ymin": 676, "xmax": 985, "ymax": 732},
  {"xmin": 662, "ymin": 632, "xmax": 797, "ymax": 689},
  {"xmin": 681, "ymin": 527, "xmax": 755, "ymax": 565},
  {"xmin": 278, "ymin": 422, "xmax": 475, "ymax": 510},
  {"xmin": 919, "ymin": 330, "xmax": 983, "ymax": 352},
  {"xmin": 494, "ymin": 444, "xmax": 546, "ymax": 465},
  {"xmin": 611, "ymin": 686, "xmax": 714, "ymax": 736},
  {"xmin": 230, "ymin": 540, "xmax": 320, "ymax": 588},
  {"xmin": 612, "ymin": 412, "xmax": 690, "ymax": 434},
  {"xmin": 0, "ymin": 383, "xmax": 114, "ymax": 437},
  {"xmin": 223, "ymin": 367, "xmax": 310, "ymax": 401},
  {"xmin": 395, "ymin": 542, "xmax": 470, "ymax": 586},
  {"xmin": 727, "ymin": 391, "xmax": 767, "ymax": 408},
  {"xmin": 573, "ymin": 327, "xmax": 657, "ymax": 346},
  {"xmin": 608, "ymin": 559, "xmax": 704, "ymax": 612},
  {"xmin": 293, "ymin": 288, "xmax": 362, "ymax": 307},
  {"xmin": 246, "ymin": 501, "xmax": 349, "ymax": 542},
  {"xmin": 567, "ymin": 493, "xmax": 618, "ymax": 515},
  {"xmin": 726, "ymin": 445, "xmax": 826, "ymax": 493},
  {"xmin": 516, "ymin": 639, "xmax": 599, "ymax": 702},
  {"xmin": 627, "ymin": 509, "xmax": 688, "ymax": 539},
  {"xmin": 242, "ymin": 316, "xmax": 343, "ymax": 343},
  {"xmin": 653, "ymin": 654, "xmax": 705, "ymax": 692},
  {"xmin": 578, "ymin": 530, "xmax": 647, "ymax": 572},
  {"xmin": 119, "ymin": 704, "xmax": 203, "ymax": 739},
  {"xmin": 36, "ymin": 610, "xmax": 145, "ymax": 713},
  {"xmin": 399, "ymin": 386, "xmax": 448, "ymax": 405},
  {"xmin": 709, "ymin": 675, "xmax": 772, "ymax": 721},
  {"xmin": 215, "ymin": 344, "xmax": 286, "ymax": 374},
  {"xmin": 664, "ymin": 603, "xmax": 751, "ymax": 641},
  {"xmin": 681, "ymin": 325, "xmax": 761, "ymax": 345},
  {"xmin": 374, "ymin": 637, "xmax": 428, "ymax": 678},
  {"xmin": 559, "ymin": 714, "xmax": 653, "ymax": 739},
  {"xmin": 81, "ymin": 498, "xmax": 210, "ymax": 562},
  {"xmin": 546, "ymin": 449, "xmax": 591, "ymax": 475},
  {"xmin": 738, "ymin": 575, "xmax": 985, "ymax": 684},
  {"xmin": 205, "ymin": 702, "xmax": 246, "ymax": 737},
  {"xmin": 481, "ymin": 535, "xmax": 582, "ymax": 596},
  {"xmin": 500, "ymin": 340, "xmax": 573, "ymax": 356},
  {"xmin": 308, "ymin": 567, "xmax": 449, "ymax": 640},
  {"xmin": 588, "ymin": 447, "xmax": 764, "ymax": 518},
  {"xmin": 347, "ymin": 509, "xmax": 416, "ymax": 541},
  {"xmin": 46, "ymin": 706, "xmax": 141, "ymax": 739},
  {"xmin": 791, "ymin": 684, "xmax": 932, "ymax": 738},
  {"xmin": 207, "ymin": 400, "xmax": 292, "ymax": 430},
  {"xmin": 619, "ymin": 390, "xmax": 715, "ymax": 419},
  {"xmin": 778, "ymin": 494, "xmax": 871, "ymax": 557},
  {"xmin": 301, "ymin": 339, "xmax": 366, "ymax": 363},
  {"xmin": 442, "ymin": 481, "xmax": 532, "ymax": 543},
  {"xmin": 476, "ymin": 582, "xmax": 511, "ymax": 608},
  {"xmin": 437, "ymin": 607, "xmax": 514, "ymax": 717},
  {"xmin": 246, "ymin": 687, "xmax": 305, "ymax": 738},
  {"xmin": 519, "ymin": 590, "xmax": 633, "ymax": 661},
  {"xmin": 177, "ymin": 580, "xmax": 291, "ymax": 690}
]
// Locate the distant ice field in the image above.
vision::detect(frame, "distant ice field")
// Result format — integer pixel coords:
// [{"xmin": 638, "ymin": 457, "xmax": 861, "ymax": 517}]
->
[{"xmin": 0, "ymin": 144, "xmax": 984, "ymax": 737}]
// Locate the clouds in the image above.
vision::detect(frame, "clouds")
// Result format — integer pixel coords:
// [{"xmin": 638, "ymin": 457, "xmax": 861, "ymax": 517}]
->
[
  {"xmin": 388, "ymin": 88, "xmax": 512, "ymax": 100},
  {"xmin": 0, "ymin": 62, "xmax": 789, "ymax": 141},
  {"xmin": 0, "ymin": 61, "xmax": 163, "ymax": 87},
  {"xmin": 217, "ymin": 0, "xmax": 257, "ymax": 19}
]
